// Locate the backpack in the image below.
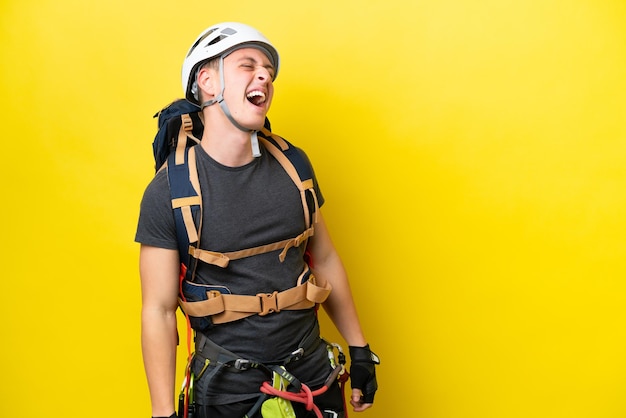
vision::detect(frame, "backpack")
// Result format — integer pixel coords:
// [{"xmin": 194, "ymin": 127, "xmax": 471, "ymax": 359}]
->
[
  {"xmin": 151, "ymin": 99, "xmax": 330, "ymax": 328},
  {"xmin": 152, "ymin": 99, "xmax": 272, "ymax": 172}
]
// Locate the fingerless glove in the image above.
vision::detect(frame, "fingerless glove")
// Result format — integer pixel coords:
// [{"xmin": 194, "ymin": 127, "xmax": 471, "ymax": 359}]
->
[{"xmin": 349, "ymin": 344, "xmax": 380, "ymax": 404}]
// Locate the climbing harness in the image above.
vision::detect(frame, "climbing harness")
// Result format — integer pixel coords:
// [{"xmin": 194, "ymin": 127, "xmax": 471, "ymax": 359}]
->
[{"xmin": 178, "ymin": 329, "xmax": 349, "ymax": 418}]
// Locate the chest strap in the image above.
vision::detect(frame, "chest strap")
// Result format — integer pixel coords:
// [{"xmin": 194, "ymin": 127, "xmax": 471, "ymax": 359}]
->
[
  {"xmin": 187, "ymin": 227, "xmax": 315, "ymax": 268},
  {"xmin": 179, "ymin": 276, "xmax": 331, "ymax": 325}
]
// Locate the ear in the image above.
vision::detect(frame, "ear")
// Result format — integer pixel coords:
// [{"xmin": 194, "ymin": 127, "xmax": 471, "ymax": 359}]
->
[{"xmin": 196, "ymin": 66, "xmax": 218, "ymax": 99}]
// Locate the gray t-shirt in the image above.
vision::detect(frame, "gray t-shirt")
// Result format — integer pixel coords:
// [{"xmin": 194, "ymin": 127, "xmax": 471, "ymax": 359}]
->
[{"xmin": 136, "ymin": 142, "xmax": 330, "ymax": 404}]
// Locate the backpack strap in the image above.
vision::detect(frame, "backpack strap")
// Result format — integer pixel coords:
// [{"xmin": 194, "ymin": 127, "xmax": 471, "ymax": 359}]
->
[
  {"xmin": 258, "ymin": 128, "xmax": 320, "ymax": 229},
  {"xmin": 175, "ymin": 113, "xmax": 201, "ymax": 164},
  {"xmin": 167, "ymin": 117, "xmax": 328, "ymax": 322},
  {"xmin": 167, "ymin": 116, "xmax": 203, "ymax": 279},
  {"xmin": 181, "ymin": 128, "xmax": 320, "ymax": 270}
]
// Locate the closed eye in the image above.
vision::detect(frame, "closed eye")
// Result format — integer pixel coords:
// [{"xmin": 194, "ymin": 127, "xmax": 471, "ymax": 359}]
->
[
  {"xmin": 238, "ymin": 57, "xmax": 275, "ymax": 77},
  {"xmin": 266, "ymin": 66, "xmax": 276, "ymax": 79}
]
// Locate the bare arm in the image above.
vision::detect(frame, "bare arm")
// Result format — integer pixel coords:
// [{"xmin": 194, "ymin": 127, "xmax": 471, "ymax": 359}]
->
[
  {"xmin": 308, "ymin": 211, "xmax": 366, "ymax": 346},
  {"xmin": 140, "ymin": 245, "xmax": 180, "ymax": 417},
  {"xmin": 307, "ymin": 211, "xmax": 373, "ymax": 412}
]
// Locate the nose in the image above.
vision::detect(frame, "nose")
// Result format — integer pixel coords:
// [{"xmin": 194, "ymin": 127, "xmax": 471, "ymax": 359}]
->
[{"xmin": 256, "ymin": 66, "xmax": 272, "ymax": 82}]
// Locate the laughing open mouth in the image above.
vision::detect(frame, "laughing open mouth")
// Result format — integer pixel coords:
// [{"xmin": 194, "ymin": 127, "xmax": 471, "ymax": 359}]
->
[{"xmin": 246, "ymin": 90, "xmax": 267, "ymax": 106}]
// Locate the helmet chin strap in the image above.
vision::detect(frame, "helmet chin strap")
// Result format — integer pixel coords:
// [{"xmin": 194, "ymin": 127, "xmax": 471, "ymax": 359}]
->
[{"xmin": 200, "ymin": 57, "xmax": 262, "ymax": 158}]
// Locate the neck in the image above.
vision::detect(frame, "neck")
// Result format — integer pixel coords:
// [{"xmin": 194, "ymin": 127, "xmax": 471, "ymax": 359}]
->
[{"xmin": 200, "ymin": 109, "xmax": 255, "ymax": 167}]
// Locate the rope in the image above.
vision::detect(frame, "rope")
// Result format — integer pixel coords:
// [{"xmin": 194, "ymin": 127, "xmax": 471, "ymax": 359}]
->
[
  {"xmin": 178, "ymin": 263, "xmax": 194, "ymax": 418},
  {"xmin": 259, "ymin": 363, "xmax": 350, "ymax": 418},
  {"xmin": 259, "ymin": 381, "xmax": 327, "ymax": 418}
]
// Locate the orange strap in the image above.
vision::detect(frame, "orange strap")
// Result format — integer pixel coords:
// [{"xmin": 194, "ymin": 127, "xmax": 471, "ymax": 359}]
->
[
  {"xmin": 175, "ymin": 113, "xmax": 201, "ymax": 165},
  {"xmin": 178, "ymin": 275, "xmax": 331, "ymax": 325},
  {"xmin": 173, "ymin": 116, "xmax": 202, "ymax": 246},
  {"xmin": 187, "ymin": 227, "xmax": 314, "ymax": 268},
  {"xmin": 172, "ymin": 120, "xmax": 318, "ymax": 270}
]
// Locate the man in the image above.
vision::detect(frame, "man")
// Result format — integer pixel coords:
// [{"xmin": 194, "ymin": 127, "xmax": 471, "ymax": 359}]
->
[{"xmin": 136, "ymin": 22, "xmax": 379, "ymax": 418}]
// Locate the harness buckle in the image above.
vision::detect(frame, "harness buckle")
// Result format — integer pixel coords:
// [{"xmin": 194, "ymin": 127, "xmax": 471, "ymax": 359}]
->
[
  {"xmin": 289, "ymin": 347, "xmax": 305, "ymax": 363},
  {"xmin": 234, "ymin": 359, "xmax": 254, "ymax": 370},
  {"xmin": 257, "ymin": 291, "xmax": 279, "ymax": 316}
]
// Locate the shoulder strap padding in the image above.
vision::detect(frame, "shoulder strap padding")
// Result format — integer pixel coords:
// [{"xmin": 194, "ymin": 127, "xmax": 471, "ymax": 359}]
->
[{"xmin": 168, "ymin": 142, "xmax": 202, "ymax": 267}]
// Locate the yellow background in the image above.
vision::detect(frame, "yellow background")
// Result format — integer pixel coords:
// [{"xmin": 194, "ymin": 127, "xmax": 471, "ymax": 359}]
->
[{"xmin": 1, "ymin": 0, "xmax": 625, "ymax": 417}]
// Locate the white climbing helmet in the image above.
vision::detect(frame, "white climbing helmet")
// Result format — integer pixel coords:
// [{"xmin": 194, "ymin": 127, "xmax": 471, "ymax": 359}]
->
[{"xmin": 182, "ymin": 22, "xmax": 280, "ymax": 104}]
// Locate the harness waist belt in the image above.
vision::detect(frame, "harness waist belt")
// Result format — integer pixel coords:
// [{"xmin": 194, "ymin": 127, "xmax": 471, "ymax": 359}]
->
[
  {"xmin": 179, "ymin": 277, "xmax": 331, "ymax": 325},
  {"xmin": 194, "ymin": 320, "xmax": 322, "ymax": 367}
]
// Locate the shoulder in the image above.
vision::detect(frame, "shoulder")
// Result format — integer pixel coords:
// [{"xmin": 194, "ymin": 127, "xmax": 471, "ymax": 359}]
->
[
  {"xmin": 262, "ymin": 131, "xmax": 316, "ymax": 174},
  {"xmin": 138, "ymin": 168, "xmax": 173, "ymax": 220},
  {"xmin": 142, "ymin": 168, "xmax": 170, "ymax": 201},
  {"xmin": 136, "ymin": 168, "xmax": 178, "ymax": 249}
]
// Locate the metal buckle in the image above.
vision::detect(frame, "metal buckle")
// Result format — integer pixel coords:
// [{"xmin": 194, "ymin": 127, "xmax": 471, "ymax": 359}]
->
[
  {"xmin": 323, "ymin": 410, "xmax": 339, "ymax": 418},
  {"xmin": 257, "ymin": 291, "xmax": 279, "ymax": 316},
  {"xmin": 290, "ymin": 347, "xmax": 305, "ymax": 362},
  {"xmin": 234, "ymin": 359, "xmax": 253, "ymax": 370}
]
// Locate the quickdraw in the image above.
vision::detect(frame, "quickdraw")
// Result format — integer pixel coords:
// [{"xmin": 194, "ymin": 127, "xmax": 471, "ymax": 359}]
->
[{"xmin": 258, "ymin": 344, "xmax": 349, "ymax": 418}]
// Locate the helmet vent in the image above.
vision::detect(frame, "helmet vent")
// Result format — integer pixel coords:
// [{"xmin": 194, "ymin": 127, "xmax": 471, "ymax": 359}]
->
[
  {"xmin": 207, "ymin": 35, "xmax": 227, "ymax": 46},
  {"xmin": 187, "ymin": 28, "xmax": 218, "ymax": 57},
  {"xmin": 207, "ymin": 28, "xmax": 237, "ymax": 46},
  {"xmin": 221, "ymin": 28, "xmax": 237, "ymax": 35}
]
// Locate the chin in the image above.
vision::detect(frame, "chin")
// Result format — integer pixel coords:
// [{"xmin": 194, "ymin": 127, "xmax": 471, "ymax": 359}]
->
[{"xmin": 248, "ymin": 116, "xmax": 268, "ymax": 131}]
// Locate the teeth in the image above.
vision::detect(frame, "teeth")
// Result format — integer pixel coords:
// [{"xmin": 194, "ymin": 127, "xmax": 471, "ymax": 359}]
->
[
  {"xmin": 247, "ymin": 91, "xmax": 266, "ymax": 104},
  {"xmin": 247, "ymin": 91, "xmax": 265, "ymax": 98}
]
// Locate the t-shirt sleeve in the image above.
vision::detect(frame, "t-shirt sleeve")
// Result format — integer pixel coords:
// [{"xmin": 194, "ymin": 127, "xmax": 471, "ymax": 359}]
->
[{"xmin": 134, "ymin": 169, "xmax": 179, "ymax": 250}]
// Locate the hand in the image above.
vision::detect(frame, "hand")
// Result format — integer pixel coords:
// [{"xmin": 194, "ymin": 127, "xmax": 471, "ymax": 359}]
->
[
  {"xmin": 349, "ymin": 344, "xmax": 380, "ymax": 411},
  {"xmin": 350, "ymin": 387, "xmax": 373, "ymax": 412}
]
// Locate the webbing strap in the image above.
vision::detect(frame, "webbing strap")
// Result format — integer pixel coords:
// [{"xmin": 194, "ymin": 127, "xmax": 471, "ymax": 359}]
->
[
  {"xmin": 188, "ymin": 227, "xmax": 315, "ymax": 268},
  {"xmin": 168, "ymin": 115, "xmax": 203, "ymax": 282},
  {"xmin": 181, "ymin": 206, "xmax": 198, "ymax": 244},
  {"xmin": 175, "ymin": 117, "xmax": 188, "ymax": 166},
  {"xmin": 171, "ymin": 124, "xmax": 318, "ymax": 284},
  {"xmin": 172, "ymin": 146, "xmax": 201, "ymax": 245},
  {"xmin": 172, "ymin": 196, "xmax": 202, "ymax": 208},
  {"xmin": 171, "ymin": 114, "xmax": 202, "ymax": 247},
  {"xmin": 187, "ymin": 147, "xmax": 201, "ymax": 196},
  {"xmin": 261, "ymin": 128, "xmax": 289, "ymax": 151},
  {"xmin": 175, "ymin": 114, "xmax": 201, "ymax": 165},
  {"xmin": 178, "ymin": 276, "xmax": 332, "ymax": 324}
]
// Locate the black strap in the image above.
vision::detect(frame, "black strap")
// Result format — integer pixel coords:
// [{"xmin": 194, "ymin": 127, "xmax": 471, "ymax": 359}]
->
[
  {"xmin": 195, "ymin": 320, "xmax": 321, "ymax": 367},
  {"xmin": 151, "ymin": 413, "xmax": 177, "ymax": 418},
  {"xmin": 193, "ymin": 321, "xmax": 322, "ymax": 417}
]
